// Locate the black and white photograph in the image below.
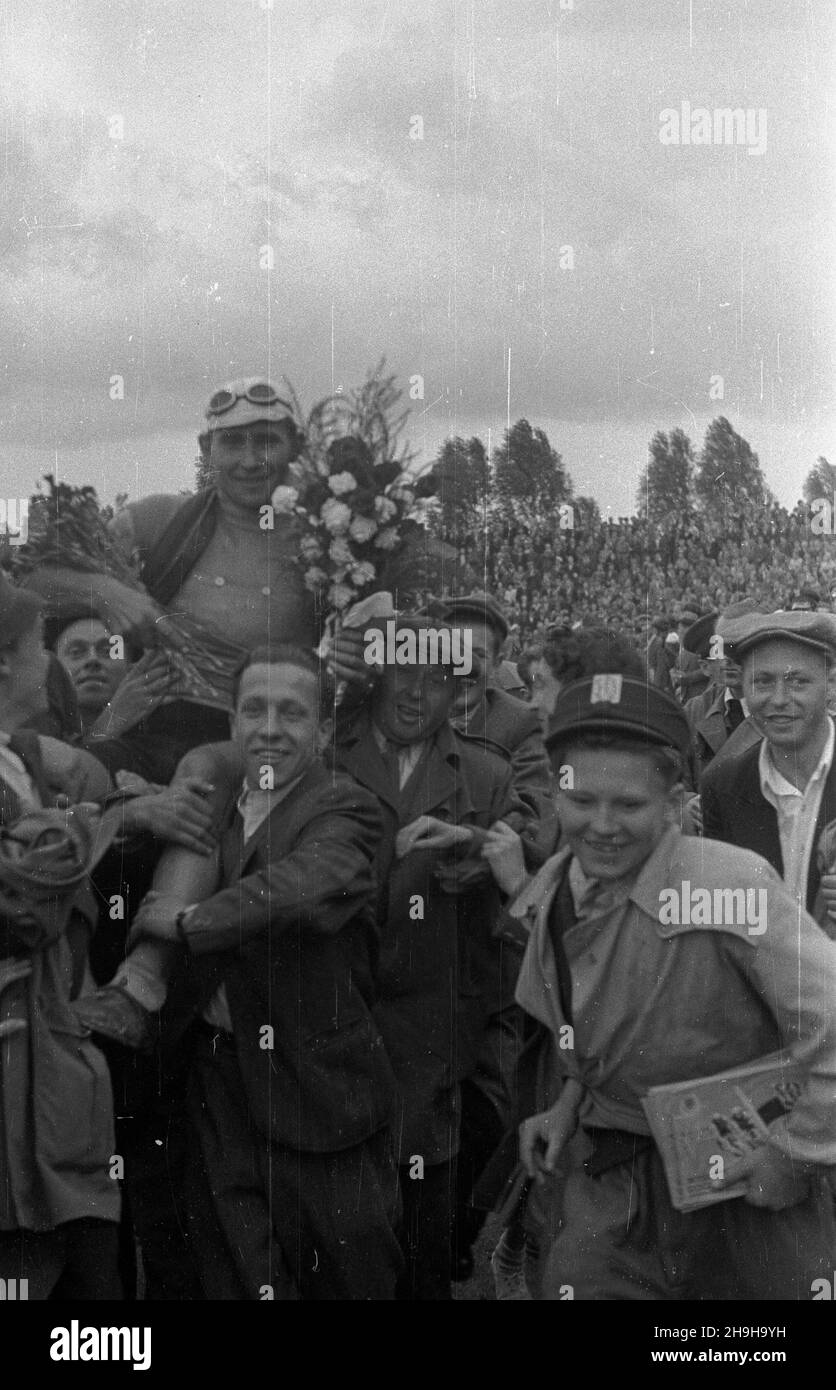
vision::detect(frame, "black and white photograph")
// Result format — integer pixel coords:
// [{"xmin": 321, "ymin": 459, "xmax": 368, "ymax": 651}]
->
[{"xmin": 0, "ymin": 0, "xmax": 834, "ymax": 1367}]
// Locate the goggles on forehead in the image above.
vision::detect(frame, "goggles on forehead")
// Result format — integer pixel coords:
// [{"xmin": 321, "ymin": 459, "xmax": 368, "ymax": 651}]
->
[{"xmin": 206, "ymin": 382, "xmax": 292, "ymax": 417}]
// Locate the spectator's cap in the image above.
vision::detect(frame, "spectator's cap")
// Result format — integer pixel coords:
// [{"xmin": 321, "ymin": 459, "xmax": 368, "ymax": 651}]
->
[
  {"xmin": 442, "ymin": 591, "xmax": 508, "ymax": 644},
  {"xmin": 545, "ymin": 674, "xmax": 691, "ymax": 758},
  {"xmin": 651, "ymin": 616, "xmax": 669, "ymax": 633},
  {"xmin": 685, "ymin": 600, "xmax": 767, "ymax": 657},
  {"xmin": 791, "ymin": 585, "xmax": 821, "ymax": 610},
  {"xmin": 202, "ymin": 378, "xmax": 293, "ymax": 434},
  {"xmin": 0, "ymin": 572, "xmax": 43, "ymax": 645},
  {"xmin": 675, "ymin": 607, "xmax": 699, "ymax": 626},
  {"xmin": 723, "ymin": 609, "xmax": 836, "ymax": 661},
  {"xmin": 683, "ymin": 611, "xmax": 719, "ymax": 658}
]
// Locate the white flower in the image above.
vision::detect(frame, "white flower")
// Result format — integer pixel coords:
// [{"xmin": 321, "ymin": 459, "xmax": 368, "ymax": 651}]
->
[
  {"xmin": 299, "ymin": 536, "xmax": 324, "ymax": 561},
  {"xmin": 329, "ymin": 582, "xmax": 356, "ymax": 611},
  {"xmin": 329, "ymin": 537, "xmax": 354, "ymax": 565},
  {"xmin": 349, "ymin": 560, "xmax": 376, "ymax": 586},
  {"xmin": 349, "ymin": 515, "xmax": 378, "ymax": 543},
  {"xmin": 328, "ymin": 471, "xmax": 357, "ymax": 496},
  {"xmin": 321, "ymin": 499, "xmax": 352, "ymax": 533},
  {"xmin": 374, "ymin": 496, "xmax": 398, "ymax": 522},
  {"xmin": 374, "ymin": 526, "xmax": 400, "ymax": 551},
  {"xmin": 270, "ymin": 484, "xmax": 299, "ymax": 513},
  {"xmin": 304, "ymin": 567, "xmax": 328, "ymax": 591}
]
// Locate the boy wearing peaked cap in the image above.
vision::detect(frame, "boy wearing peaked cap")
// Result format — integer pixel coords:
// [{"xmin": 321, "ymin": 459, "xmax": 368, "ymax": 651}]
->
[{"xmin": 510, "ymin": 674, "xmax": 836, "ymax": 1300}]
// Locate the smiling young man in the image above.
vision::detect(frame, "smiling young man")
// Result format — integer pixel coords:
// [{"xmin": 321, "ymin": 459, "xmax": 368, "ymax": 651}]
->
[
  {"xmin": 510, "ymin": 674, "xmax": 836, "ymax": 1300},
  {"xmin": 116, "ymin": 644, "xmax": 402, "ymax": 1300},
  {"xmin": 701, "ymin": 610, "xmax": 836, "ymax": 924}
]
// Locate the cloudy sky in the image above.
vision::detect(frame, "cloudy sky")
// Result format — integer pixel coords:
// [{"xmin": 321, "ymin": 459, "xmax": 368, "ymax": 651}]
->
[{"xmin": 0, "ymin": 0, "xmax": 832, "ymax": 513}]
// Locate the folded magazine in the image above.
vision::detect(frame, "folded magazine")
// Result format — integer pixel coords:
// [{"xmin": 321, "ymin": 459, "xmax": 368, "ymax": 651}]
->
[{"xmin": 640, "ymin": 1053, "xmax": 805, "ymax": 1212}]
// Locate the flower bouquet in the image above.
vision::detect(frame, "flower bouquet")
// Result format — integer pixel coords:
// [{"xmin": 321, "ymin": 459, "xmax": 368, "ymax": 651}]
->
[
  {"xmin": 275, "ymin": 361, "xmax": 442, "ymax": 639},
  {"xmin": 4, "ymin": 475, "xmax": 228, "ymax": 705}
]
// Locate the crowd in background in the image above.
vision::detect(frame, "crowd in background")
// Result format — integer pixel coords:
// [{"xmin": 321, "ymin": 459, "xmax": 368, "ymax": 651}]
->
[{"xmin": 447, "ymin": 496, "xmax": 836, "ymax": 647}]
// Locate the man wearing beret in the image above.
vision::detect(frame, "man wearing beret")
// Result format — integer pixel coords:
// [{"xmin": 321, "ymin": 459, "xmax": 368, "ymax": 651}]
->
[
  {"xmin": 511, "ymin": 673, "xmax": 836, "ymax": 1299},
  {"xmin": 701, "ymin": 610, "xmax": 836, "ymax": 929}
]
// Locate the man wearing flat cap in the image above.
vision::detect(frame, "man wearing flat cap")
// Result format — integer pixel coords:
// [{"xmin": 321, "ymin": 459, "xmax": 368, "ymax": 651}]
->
[
  {"xmin": 702, "ymin": 610, "xmax": 836, "ymax": 929},
  {"xmin": 442, "ymin": 591, "xmax": 551, "ymax": 827},
  {"xmin": 440, "ymin": 591, "xmax": 552, "ymax": 1276},
  {"xmin": 508, "ymin": 673, "xmax": 836, "ymax": 1300},
  {"xmin": 683, "ymin": 602, "xmax": 766, "ymax": 787},
  {"xmin": 333, "ymin": 614, "xmax": 527, "ymax": 1299}
]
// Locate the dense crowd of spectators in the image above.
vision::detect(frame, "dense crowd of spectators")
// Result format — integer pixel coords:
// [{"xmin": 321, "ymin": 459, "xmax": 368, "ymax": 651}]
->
[{"xmin": 442, "ymin": 495, "xmax": 836, "ymax": 645}]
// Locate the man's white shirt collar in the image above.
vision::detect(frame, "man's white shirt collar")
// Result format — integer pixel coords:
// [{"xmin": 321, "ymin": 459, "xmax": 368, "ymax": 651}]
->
[{"xmin": 759, "ymin": 716, "xmax": 835, "ymax": 799}]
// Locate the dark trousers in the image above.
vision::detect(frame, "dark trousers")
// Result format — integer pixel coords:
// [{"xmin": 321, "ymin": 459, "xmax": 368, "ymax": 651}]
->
[
  {"xmin": 183, "ymin": 1030, "xmax": 402, "ymax": 1300},
  {"xmin": 534, "ymin": 1129, "xmax": 836, "ymax": 1300},
  {"xmin": 111, "ymin": 1047, "xmax": 204, "ymax": 1301},
  {"xmin": 397, "ymin": 1160, "xmax": 454, "ymax": 1300},
  {"xmin": 451, "ymin": 1079, "xmax": 506, "ymax": 1266},
  {"xmin": 0, "ymin": 1219, "xmax": 122, "ymax": 1299}
]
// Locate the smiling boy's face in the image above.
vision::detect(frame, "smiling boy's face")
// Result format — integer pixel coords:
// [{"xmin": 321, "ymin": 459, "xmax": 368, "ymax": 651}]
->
[{"xmin": 555, "ymin": 744, "xmax": 679, "ymax": 881}]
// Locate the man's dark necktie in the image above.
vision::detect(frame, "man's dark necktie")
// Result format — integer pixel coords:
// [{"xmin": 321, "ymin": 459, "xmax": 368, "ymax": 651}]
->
[{"xmin": 726, "ymin": 697, "xmax": 744, "ymax": 733}]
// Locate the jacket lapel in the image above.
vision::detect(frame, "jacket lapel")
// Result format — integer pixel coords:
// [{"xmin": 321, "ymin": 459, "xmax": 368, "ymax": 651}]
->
[
  {"xmin": 335, "ymin": 716, "xmax": 402, "ymax": 816},
  {"xmin": 696, "ymin": 693, "xmax": 728, "ymax": 755},
  {"xmin": 235, "ymin": 764, "xmax": 330, "ymax": 876}
]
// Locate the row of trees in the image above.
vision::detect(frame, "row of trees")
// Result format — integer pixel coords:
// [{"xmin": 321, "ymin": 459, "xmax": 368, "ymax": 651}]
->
[
  {"xmin": 429, "ymin": 418, "xmax": 600, "ymax": 535},
  {"xmin": 637, "ymin": 418, "xmax": 771, "ymax": 523},
  {"xmin": 428, "ymin": 414, "xmax": 830, "ymax": 531}
]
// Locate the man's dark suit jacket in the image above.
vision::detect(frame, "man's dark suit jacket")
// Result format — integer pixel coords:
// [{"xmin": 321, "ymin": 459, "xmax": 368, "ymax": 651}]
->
[
  {"xmin": 701, "ymin": 739, "xmax": 836, "ymax": 915},
  {"xmin": 460, "ymin": 685, "xmax": 550, "ymax": 822},
  {"xmin": 165, "ymin": 758, "xmax": 398, "ymax": 1154}
]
